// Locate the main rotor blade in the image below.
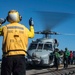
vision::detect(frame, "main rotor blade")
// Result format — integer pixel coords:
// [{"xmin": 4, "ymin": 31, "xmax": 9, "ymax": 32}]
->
[
  {"xmin": 36, "ymin": 11, "xmax": 74, "ymax": 30},
  {"xmin": 59, "ymin": 33, "xmax": 75, "ymax": 35},
  {"xmin": 35, "ymin": 31, "xmax": 75, "ymax": 36}
]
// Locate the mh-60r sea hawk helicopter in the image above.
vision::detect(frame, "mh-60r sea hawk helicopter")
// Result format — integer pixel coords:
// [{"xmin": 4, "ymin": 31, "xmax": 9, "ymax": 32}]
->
[
  {"xmin": 27, "ymin": 30, "xmax": 60, "ymax": 66},
  {"xmin": 26, "ymin": 11, "xmax": 75, "ymax": 67}
]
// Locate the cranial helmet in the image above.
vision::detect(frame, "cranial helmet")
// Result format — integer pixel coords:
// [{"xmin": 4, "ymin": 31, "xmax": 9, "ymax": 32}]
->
[{"xmin": 7, "ymin": 10, "xmax": 22, "ymax": 23}]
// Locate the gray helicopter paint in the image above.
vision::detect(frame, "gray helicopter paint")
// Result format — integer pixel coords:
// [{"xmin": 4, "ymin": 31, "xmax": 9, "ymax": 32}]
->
[
  {"xmin": 27, "ymin": 50, "xmax": 54, "ymax": 66},
  {"xmin": 27, "ymin": 37, "xmax": 59, "ymax": 66},
  {"xmin": 27, "ymin": 49, "xmax": 53, "ymax": 58}
]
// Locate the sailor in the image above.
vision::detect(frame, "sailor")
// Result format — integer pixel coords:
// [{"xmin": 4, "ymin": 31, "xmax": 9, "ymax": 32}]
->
[
  {"xmin": 0, "ymin": 10, "xmax": 34, "ymax": 75},
  {"xmin": 64, "ymin": 48, "xmax": 70, "ymax": 69},
  {"xmin": 54, "ymin": 48, "xmax": 60, "ymax": 70}
]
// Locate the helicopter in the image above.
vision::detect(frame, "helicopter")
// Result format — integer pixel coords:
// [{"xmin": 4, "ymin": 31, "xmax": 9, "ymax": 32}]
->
[
  {"xmin": 26, "ymin": 30, "xmax": 60, "ymax": 67},
  {"xmin": 26, "ymin": 11, "xmax": 75, "ymax": 67}
]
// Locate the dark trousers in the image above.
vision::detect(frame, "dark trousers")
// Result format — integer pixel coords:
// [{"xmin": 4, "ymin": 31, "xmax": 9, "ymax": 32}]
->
[
  {"xmin": 1, "ymin": 55, "xmax": 26, "ymax": 75},
  {"xmin": 64, "ymin": 57, "xmax": 68, "ymax": 68},
  {"xmin": 54, "ymin": 57, "xmax": 59, "ymax": 69},
  {"xmin": 70, "ymin": 57, "xmax": 73, "ymax": 65}
]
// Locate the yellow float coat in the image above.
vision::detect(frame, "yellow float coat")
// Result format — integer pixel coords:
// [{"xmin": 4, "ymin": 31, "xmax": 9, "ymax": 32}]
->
[{"xmin": 0, "ymin": 23, "xmax": 34, "ymax": 56}]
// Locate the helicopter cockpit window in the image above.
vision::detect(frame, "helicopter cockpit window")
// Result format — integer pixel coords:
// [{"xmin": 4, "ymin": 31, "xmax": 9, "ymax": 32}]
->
[
  {"xmin": 37, "ymin": 44, "xmax": 43, "ymax": 49},
  {"xmin": 28, "ymin": 43, "xmax": 37, "ymax": 50},
  {"xmin": 44, "ymin": 44, "xmax": 52, "ymax": 50}
]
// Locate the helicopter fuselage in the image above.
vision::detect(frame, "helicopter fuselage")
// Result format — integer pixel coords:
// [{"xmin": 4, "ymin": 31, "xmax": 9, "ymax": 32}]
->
[{"xmin": 26, "ymin": 38, "xmax": 59, "ymax": 66}]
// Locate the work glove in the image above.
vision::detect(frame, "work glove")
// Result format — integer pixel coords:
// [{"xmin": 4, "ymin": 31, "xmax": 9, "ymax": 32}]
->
[
  {"xmin": 29, "ymin": 17, "xmax": 34, "ymax": 26},
  {"xmin": 0, "ymin": 18, "xmax": 6, "ymax": 26}
]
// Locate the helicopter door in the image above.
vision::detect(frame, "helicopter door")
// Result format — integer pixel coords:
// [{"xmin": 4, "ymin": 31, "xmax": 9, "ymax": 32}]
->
[{"xmin": 44, "ymin": 43, "xmax": 54, "ymax": 65}]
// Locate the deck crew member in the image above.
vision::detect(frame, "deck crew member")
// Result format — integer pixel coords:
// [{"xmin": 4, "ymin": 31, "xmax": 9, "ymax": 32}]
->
[
  {"xmin": 0, "ymin": 10, "xmax": 34, "ymax": 75},
  {"xmin": 54, "ymin": 48, "xmax": 60, "ymax": 70},
  {"xmin": 64, "ymin": 48, "xmax": 70, "ymax": 69}
]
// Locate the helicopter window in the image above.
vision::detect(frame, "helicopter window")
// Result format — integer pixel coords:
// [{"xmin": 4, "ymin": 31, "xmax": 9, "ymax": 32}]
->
[
  {"xmin": 28, "ymin": 43, "xmax": 37, "ymax": 50},
  {"xmin": 44, "ymin": 44, "xmax": 52, "ymax": 50},
  {"xmin": 37, "ymin": 44, "xmax": 43, "ymax": 49}
]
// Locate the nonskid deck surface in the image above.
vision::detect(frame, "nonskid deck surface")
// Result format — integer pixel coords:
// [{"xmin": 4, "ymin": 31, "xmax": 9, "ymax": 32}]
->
[
  {"xmin": 26, "ymin": 64, "xmax": 75, "ymax": 75},
  {"xmin": 0, "ymin": 63, "xmax": 75, "ymax": 75}
]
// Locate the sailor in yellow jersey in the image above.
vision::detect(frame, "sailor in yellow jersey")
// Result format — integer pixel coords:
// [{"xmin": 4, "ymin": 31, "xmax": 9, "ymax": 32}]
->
[{"xmin": 0, "ymin": 10, "xmax": 34, "ymax": 75}]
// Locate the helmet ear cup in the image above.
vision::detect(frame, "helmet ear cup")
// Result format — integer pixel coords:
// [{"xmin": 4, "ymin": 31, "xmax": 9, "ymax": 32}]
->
[{"xmin": 6, "ymin": 10, "xmax": 11, "ymax": 22}]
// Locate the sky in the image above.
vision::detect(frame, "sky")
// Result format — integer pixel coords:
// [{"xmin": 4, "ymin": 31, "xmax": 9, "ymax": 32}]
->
[{"xmin": 0, "ymin": 0, "xmax": 75, "ymax": 58}]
